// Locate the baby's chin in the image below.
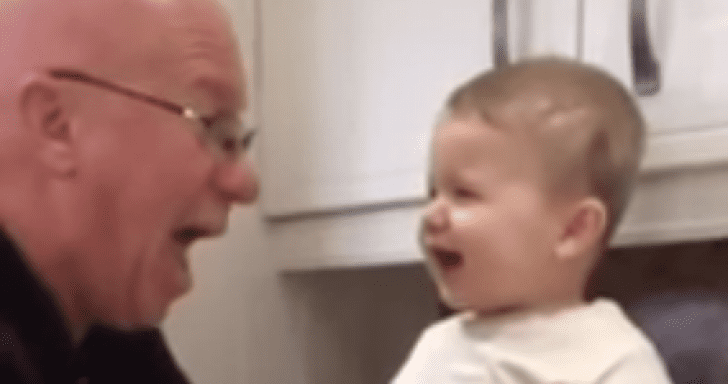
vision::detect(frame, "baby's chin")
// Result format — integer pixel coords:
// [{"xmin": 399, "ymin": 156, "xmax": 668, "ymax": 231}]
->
[
  {"xmin": 434, "ymin": 284, "xmax": 528, "ymax": 318},
  {"xmin": 423, "ymin": 262, "xmax": 464, "ymax": 309},
  {"xmin": 434, "ymin": 283, "xmax": 469, "ymax": 310}
]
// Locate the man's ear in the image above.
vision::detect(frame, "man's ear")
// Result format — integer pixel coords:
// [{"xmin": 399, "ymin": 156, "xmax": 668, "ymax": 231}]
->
[
  {"xmin": 554, "ymin": 197, "xmax": 607, "ymax": 262},
  {"xmin": 19, "ymin": 78, "xmax": 76, "ymax": 177}
]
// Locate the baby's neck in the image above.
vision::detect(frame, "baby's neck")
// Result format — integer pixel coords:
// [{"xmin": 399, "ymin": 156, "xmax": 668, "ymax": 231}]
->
[
  {"xmin": 473, "ymin": 296, "xmax": 587, "ymax": 320},
  {"xmin": 474, "ymin": 304, "xmax": 527, "ymax": 319}
]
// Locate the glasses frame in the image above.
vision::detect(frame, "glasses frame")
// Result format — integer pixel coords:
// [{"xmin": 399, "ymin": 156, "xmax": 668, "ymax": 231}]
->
[{"xmin": 48, "ymin": 69, "xmax": 256, "ymax": 160}]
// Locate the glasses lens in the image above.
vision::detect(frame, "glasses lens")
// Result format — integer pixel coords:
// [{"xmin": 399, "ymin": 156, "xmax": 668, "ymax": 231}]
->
[{"xmin": 206, "ymin": 116, "xmax": 247, "ymax": 158}]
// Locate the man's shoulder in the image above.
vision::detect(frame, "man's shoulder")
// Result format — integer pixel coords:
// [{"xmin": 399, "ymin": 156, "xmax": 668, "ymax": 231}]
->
[
  {"xmin": 0, "ymin": 317, "xmax": 44, "ymax": 384},
  {"xmin": 81, "ymin": 327, "xmax": 190, "ymax": 384}
]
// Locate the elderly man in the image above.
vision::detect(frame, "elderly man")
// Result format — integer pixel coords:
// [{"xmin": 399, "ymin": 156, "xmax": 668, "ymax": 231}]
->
[{"xmin": 0, "ymin": 0, "xmax": 258, "ymax": 382}]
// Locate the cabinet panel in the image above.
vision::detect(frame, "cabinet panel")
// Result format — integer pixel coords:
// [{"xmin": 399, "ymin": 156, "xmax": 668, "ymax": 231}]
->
[
  {"xmin": 262, "ymin": 1, "xmax": 728, "ymax": 270},
  {"xmin": 583, "ymin": 0, "xmax": 728, "ymax": 135},
  {"xmin": 260, "ymin": 0, "xmax": 583, "ymax": 217},
  {"xmin": 260, "ymin": 0, "xmax": 496, "ymax": 217},
  {"xmin": 274, "ymin": 165, "xmax": 728, "ymax": 271},
  {"xmin": 509, "ymin": 0, "xmax": 581, "ymax": 59}
]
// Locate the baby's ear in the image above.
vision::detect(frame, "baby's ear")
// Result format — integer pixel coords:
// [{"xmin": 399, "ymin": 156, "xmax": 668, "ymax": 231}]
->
[{"xmin": 554, "ymin": 197, "xmax": 607, "ymax": 262}]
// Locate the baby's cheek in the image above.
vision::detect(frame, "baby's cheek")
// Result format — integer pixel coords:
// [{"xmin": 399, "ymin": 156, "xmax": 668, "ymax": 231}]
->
[{"xmin": 450, "ymin": 208, "xmax": 477, "ymax": 226}]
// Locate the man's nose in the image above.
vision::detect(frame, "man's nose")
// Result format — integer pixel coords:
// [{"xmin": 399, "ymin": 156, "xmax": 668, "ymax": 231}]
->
[{"xmin": 214, "ymin": 154, "xmax": 259, "ymax": 203}]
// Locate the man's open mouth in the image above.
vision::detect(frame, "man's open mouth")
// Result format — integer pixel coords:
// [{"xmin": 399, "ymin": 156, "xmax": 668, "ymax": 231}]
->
[{"xmin": 173, "ymin": 227, "xmax": 210, "ymax": 246}]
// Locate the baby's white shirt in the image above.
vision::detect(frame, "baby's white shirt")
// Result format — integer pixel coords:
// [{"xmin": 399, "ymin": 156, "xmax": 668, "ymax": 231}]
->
[{"xmin": 391, "ymin": 298, "xmax": 673, "ymax": 383}]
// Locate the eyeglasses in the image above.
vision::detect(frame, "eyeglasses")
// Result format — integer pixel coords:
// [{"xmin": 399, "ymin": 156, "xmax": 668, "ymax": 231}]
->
[{"xmin": 48, "ymin": 69, "xmax": 256, "ymax": 161}]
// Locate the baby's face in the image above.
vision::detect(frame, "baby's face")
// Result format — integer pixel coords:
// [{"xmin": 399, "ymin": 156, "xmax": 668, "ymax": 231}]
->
[{"xmin": 422, "ymin": 113, "xmax": 562, "ymax": 314}]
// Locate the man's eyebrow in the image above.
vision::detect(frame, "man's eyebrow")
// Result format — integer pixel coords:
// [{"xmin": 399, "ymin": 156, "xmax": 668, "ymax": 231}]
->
[
  {"xmin": 204, "ymin": 109, "xmax": 251, "ymax": 137},
  {"xmin": 192, "ymin": 76, "xmax": 245, "ymax": 111}
]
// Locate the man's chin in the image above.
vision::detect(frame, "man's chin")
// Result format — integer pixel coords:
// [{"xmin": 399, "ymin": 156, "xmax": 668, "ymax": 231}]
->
[
  {"xmin": 103, "ymin": 317, "xmax": 162, "ymax": 332},
  {"xmin": 101, "ymin": 303, "xmax": 171, "ymax": 332}
]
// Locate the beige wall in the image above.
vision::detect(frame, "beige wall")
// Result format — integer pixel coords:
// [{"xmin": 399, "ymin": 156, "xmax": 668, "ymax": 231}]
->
[
  {"xmin": 280, "ymin": 266, "xmax": 440, "ymax": 383},
  {"xmin": 163, "ymin": 206, "xmax": 299, "ymax": 383},
  {"xmin": 163, "ymin": 204, "xmax": 440, "ymax": 383}
]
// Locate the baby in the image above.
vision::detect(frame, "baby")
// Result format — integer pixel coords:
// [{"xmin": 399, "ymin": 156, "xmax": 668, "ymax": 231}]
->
[{"xmin": 392, "ymin": 58, "xmax": 673, "ymax": 383}]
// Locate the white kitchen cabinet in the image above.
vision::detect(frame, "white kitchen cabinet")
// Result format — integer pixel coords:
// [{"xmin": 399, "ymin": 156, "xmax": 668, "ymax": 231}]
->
[
  {"xmin": 264, "ymin": 0, "xmax": 728, "ymax": 271},
  {"xmin": 572, "ymin": 0, "xmax": 728, "ymax": 253},
  {"xmin": 582, "ymin": 0, "xmax": 728, "ymax": 172},
  {"xmin": 260, "ymin": 0, "xmax": 493, "ymax": 217},
  {"xmin": 271, "ymin": 164, "xmax": 728, "ymax": 271},
  {"xmin": 260, "ymin": 0, "xmax": 580, "ymax": 218}
]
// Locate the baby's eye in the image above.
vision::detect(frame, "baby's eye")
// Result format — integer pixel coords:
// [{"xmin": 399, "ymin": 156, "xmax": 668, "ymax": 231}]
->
[
  {"xmin": 428, "ymin": 186, "xmax": 438, "ymax": 199},
  {"xmin": 454, "ymin": 188, "xmax": 478, "ymax": 200}
]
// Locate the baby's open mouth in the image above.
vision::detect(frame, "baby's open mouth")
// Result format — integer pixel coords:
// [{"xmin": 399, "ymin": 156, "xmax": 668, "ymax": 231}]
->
[{"xmin": 432, "ymin": 248, "xmax": 463, "ymax": 269}]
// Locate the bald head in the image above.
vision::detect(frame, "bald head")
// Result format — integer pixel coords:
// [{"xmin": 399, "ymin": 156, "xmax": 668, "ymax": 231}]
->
[
  {"xmin": 0, "ymin": 0, "xmax": 240, "ymax": 102},
  {"xmin": 445, "ymin": 57, "xmax": 645, "ymax": 242},
  {"xmin": 0, "ymin": 0, "xmax": 244, "ymax": 160}
]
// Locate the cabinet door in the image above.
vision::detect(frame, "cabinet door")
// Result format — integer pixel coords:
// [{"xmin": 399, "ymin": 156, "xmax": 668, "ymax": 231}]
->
[
  {"xmin": 260, "ymin": 0, "xmax": 584, "ymax": 218},
  {"xmin": 583, "ymin": 0, "xmax": 728, "ymax": 165},
  {"xmin": 260, "ymin": 0, "xmax": 496, "ymax": 217}
]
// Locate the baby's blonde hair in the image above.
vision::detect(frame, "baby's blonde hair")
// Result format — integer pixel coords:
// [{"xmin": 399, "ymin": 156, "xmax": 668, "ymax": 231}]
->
[{"xmin": 445, "ymin": 57, "xmax": 645, "ymax": 245}]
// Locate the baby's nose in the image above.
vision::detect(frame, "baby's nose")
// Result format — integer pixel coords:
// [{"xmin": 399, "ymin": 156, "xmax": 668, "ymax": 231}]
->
[{"xmin": 422, "ymin": 200, "xmax": 449, "ymax": 233}]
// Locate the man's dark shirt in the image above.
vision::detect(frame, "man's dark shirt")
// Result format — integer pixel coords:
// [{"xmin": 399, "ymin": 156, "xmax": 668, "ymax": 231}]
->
[{"xmin": 0, "ymin": 230, "xmax": 190, "ymax": 384}]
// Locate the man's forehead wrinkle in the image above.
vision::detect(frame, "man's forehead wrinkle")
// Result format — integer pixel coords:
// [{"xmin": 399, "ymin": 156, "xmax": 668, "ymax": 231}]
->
[
  {"xmin": 180, "ymin": 26, "xmax": 239, "ymax": 79},
  {"xmin": 190, "ymin": 76, "xmax": 245, "ymax": 112},
  {"xmin": 79, "ymin": 1, "xmax": 183, "ymax": 79},
  {"xmin": 2, "ymin": 0, "xmax": 165, "ymax": 76},
  {"xmin": 0, "ymin": 1, "xmax": 25, "ymax": 99},
  {"xmin": 0, "ymin": 1, "xmax": 22, "ymax": 48},
  {"xmin": 175, "ymin": 25, "xmax": 245, "ymax": 109},
  {"xmin": 166, "ymin": 0, "xmax": 237, "ymax": 56},
  {"xmin": 1, "ymin": 0, "xmax": 246, "ymax": 114}
]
